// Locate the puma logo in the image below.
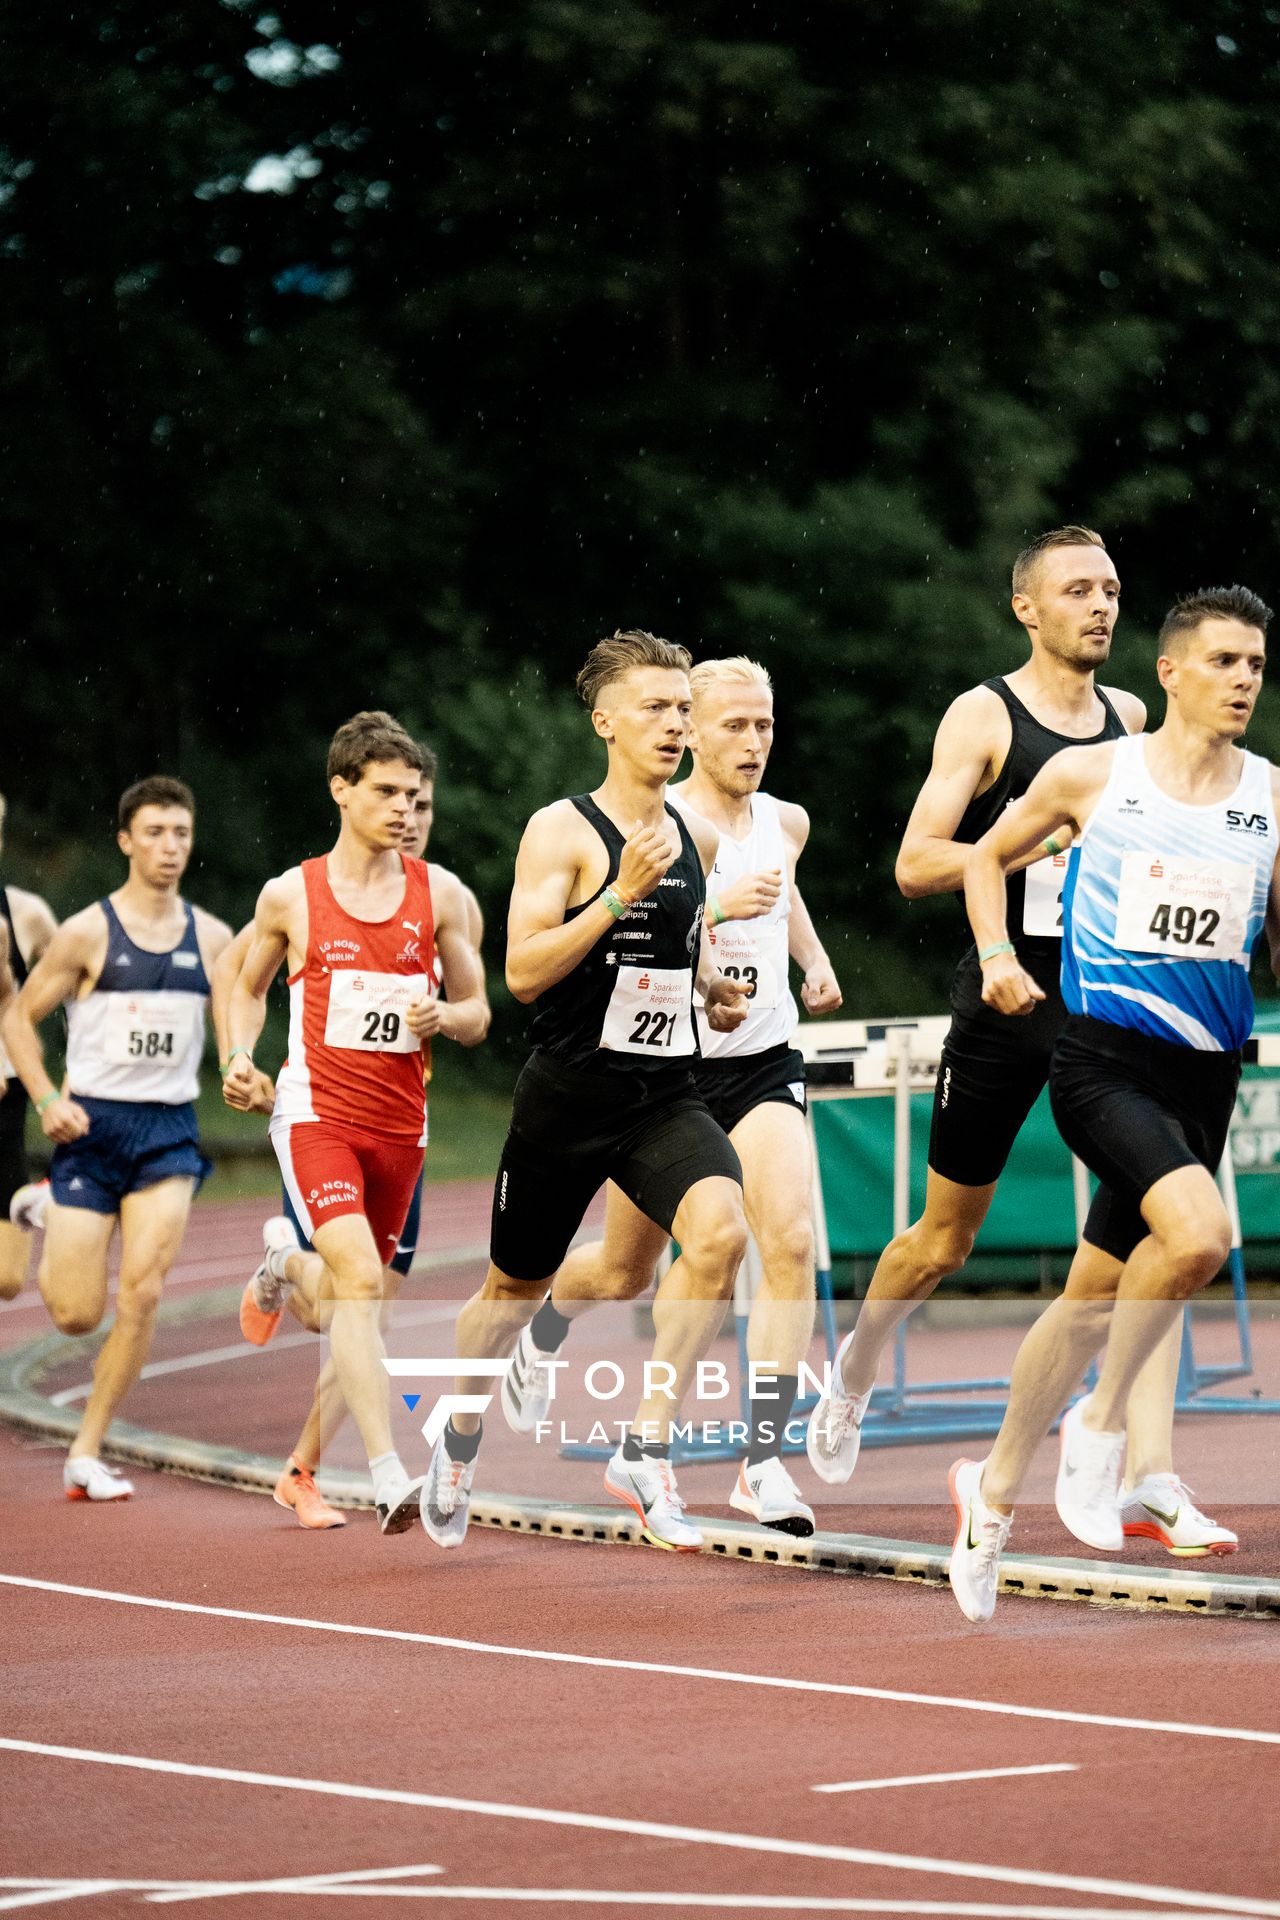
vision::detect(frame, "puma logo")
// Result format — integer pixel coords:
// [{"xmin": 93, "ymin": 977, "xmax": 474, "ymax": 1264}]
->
[{"xmin": 402, "ymin": 920, "xmax": 423, "ymax": 937}]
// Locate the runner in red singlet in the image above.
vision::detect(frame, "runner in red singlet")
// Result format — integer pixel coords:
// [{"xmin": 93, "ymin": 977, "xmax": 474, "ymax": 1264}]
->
[
  {"xmin": 212, "ymin": 745, "xmax": 490, "ymax": 1531},
  {"xmin": 222, "ymin": 712, "xmax": 486, "ymax": 1536}
]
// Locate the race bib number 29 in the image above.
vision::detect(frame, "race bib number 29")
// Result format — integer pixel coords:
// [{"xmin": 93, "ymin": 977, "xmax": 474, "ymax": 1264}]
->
[
  {"xmin": 1114, "ymin": 853, "xmax": 1253, "ymax": 959},
  {"xmin": 601, "ymin": 965, "xmax": 695, "ymax": 1056},
  {"xmin": 324, "ymin": 970, "xmax": 429, "ymax": 1053}
]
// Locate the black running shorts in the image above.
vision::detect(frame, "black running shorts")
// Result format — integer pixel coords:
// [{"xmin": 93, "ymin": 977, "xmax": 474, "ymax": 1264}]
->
[
  {"xmin": 0, "ymin": 1132, "xmax": 28, "ymax": 1212},
  {"xmin": 693, "ymin": 1042, "xmax": 807, "ymax": 1137},
  {"xmin": 927, "ymin": 943, "xmax": 1066, "ymax": 1189},
  {"xmin": 489, "ymin": 1048, "xmax": 742, "ymax": 1282},
  {"xmin": 1050, "ymin": 1013, "xmax": 1241, "ymax": 1264}
]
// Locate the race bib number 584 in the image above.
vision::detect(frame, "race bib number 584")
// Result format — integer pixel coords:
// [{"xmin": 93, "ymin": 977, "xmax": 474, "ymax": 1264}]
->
[{"xmin": 1114, "ymin": 853, "xmax": 1253, "ymax": 960}]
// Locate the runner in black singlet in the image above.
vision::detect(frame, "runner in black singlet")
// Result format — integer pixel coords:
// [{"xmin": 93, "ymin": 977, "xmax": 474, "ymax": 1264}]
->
[
  {"xmin": 420, "ymin": 628, "xmax": 750, "ymax": 1553},
  {"xmin": 0, "ymin": 794, "xmax": 60, "ymax": 1296},
  {"xmin": 808, "ymin": 528, "xmax": 1240, "ymax": 1555}
]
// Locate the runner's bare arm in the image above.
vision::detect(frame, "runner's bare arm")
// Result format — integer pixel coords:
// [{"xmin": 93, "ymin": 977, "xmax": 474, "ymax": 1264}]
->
[
  {"xmin": 965, "ymin": 744, "xmax": 1114, "ymax": 1017},
  {"xmin": 895, "ymin": 688, "xmax": 1008, "ymax": 898},
  {"xmin": 789, "ymin": 882, "xmax": 843, "ymax": 1015},
  {"xmin": 506, "ymin": 804, "xmax": 675, "ymax": 1003},
  {"xmin": 429, "ymin": 864, "xmax": 490, "ymax": 1006},
  {"xmin": 223, "ymin": 874, "xmax": 296, "ymax": 1100},
  {"xmin": 0, "ymin": 907, "xmax": 104, "ymax": 1138},
  {"xmin": 406, "ymin": 869, "xmax": 489, "ymax": 1046},
  {"xmin": 1266, "ymin": 771, "xmax": 1280, "ymax": 977},
  {"xmin": 6, "ymin": 886, "xmax": 58, "ymax": 966},
  {"xmin": 212, "ymin": 923, "xmax": 277, "ymax": 1114},
  {"xmin": 1104, "ymin": 686, "xmax": 1148, "ymax": 734}
]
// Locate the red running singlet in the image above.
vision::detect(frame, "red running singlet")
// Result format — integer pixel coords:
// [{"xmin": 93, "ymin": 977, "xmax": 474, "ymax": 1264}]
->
[{"xmin": 270, "ymin": 855, "xmax": 435, "ymax": 1146}]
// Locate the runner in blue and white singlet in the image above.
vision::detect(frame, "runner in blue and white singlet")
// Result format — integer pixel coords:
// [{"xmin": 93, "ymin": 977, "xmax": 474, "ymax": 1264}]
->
[
  {"xmin": 1062, "ymin": 732, "xmax": 1277, "ymax": 1052},
  {"xmin": 949, "ymin": 586, "xmax": 1277, "ymax": 1621}
]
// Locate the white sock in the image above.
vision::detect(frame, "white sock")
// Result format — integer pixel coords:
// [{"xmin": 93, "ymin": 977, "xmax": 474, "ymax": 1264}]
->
[
  {"xmin": 265, "ymin": 1245, "xmax": 292, "ymax": 1285},
  {"xmin": 369, "ymin": 1451, "xmax": 408, "ymax": 1506}
]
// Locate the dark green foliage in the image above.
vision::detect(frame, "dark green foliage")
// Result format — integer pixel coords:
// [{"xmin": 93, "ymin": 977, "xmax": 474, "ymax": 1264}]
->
[{"xmin": 6, "ymin": 1, "xmax": 1280, "ymax": 1033}]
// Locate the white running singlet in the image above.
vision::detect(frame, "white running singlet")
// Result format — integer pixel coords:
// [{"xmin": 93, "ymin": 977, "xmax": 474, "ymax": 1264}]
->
[{"xmin": 678, "ymin": 790, "xmax": 798, "ymax": 1059}]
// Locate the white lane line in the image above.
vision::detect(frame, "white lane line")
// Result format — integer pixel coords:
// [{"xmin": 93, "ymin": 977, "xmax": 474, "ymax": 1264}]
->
[
  {"xmin": 0, "ymin": 1739, "xmax": 1272, "ymax": 1919},
  {"xmin": 154, "ymin": 1895, "xmax": 1245, "ymax": 1916},
  {"xmin": 0, "ymin": 1885, "xmax": 1221, "ymax": 1916},
  {"xmin": 812, "ymin": 1765, "xmax": 1078, "ymax": 1797},
  {"xmin": 48, "ymin": 1304, "xmax": 460, "ymax": 1404},
  {"xmin": 0, "ymin": 1887, "xmax": 124, "ymax": 1914},
  {"xmin": 2, "ymin": 1573, "xmax": 1276, "ymax": 1750}
]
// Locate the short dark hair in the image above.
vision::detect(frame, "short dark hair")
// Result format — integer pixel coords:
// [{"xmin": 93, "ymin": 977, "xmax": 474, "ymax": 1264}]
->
[
  {"xmin": 1012, "ymin": 525, "xmax": 1107, "ymax": 596},
  {"xmin": 576, "ymin": 628, "xmax": 692, "ymax": 710},
  {"xmin": 416, "ymin": 741, "xmax": 439, "ymax": 783},
  {"xmin": 1159, "ymin": 585, "xmax": 1273, "ymax": 655},
  {"xmin": 118, "ymin": 775, "xmax": 195, "ymax": 834},
  {"xmin": 326, "ymin": 711, "xmax": 424, "ymax": 785}
]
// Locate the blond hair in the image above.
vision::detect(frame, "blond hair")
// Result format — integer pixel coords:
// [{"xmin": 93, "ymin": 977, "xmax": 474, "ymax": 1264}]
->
[{"xmin": 688, "ymin": 656, "xmax": 772, "ymax": 712}]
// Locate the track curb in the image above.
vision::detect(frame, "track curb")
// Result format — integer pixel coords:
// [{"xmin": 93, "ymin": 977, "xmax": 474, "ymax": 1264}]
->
[{"xmin": 2, "ymin": 1297, "xmax": 1277, "ymax": 1619}]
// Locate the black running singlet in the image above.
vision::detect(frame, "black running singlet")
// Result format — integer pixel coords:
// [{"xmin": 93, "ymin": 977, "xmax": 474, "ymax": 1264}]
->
[
  {"xmin": 529, "ymin": 796, "xmax": 706, "ymax": 1072},
  {"xmin": 0, "ymin": 887, "xmax": 31, "ymax": 1134},
  {"xmin": 954, "ymin": 677, "xmax": 1127, "ymax": 949}
]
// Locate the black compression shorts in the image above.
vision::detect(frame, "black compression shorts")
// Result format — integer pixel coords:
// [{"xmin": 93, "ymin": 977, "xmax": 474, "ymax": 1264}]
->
[
  {"xmin": 1050, "ymin": 1014, "xmax": 1241, "ymax": 1264},
  {"xmin": 0, "ymin": 1133, "xmax": 29, "ymax": 1212},
  {"xmin": 927, "ymin": 943, "xmax": 1066, "ymax": 1188},
  {"xmin": 489, "ymin": 1048, "xmax": 742, "ymax": 1283},
  {"xmin": 693, "ymin": 1042, "xmax": 807, "ymax": 1137}
]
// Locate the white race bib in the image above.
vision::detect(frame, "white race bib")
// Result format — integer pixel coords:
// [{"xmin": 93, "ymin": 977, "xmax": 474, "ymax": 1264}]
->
[
  {"xmin": 600, "ymin": 965, "xmax": 695, "ymax": 1056},
  {"xmin": 1022, "ymin": 849, "xmax": 1070, "ymax": 938},
  {"xmin": 103, "ymin": 994, "xmax": 201, "ymax": 1067},
  {"xmin": 324, "ymin": 970, "xmax": 429, "ymax": 1053},
  {"xmin": 1114, "ymin": 852, "xmax": 1252, "ymax": 959},
  {"xmin": 705, "ymin": 923, "xmax": 780, "ymax": 1008}
]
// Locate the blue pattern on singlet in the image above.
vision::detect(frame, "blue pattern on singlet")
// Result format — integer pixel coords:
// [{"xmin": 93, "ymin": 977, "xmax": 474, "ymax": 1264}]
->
[{"xmin": 1062, "ymin": 735, "xmax": 1277, "ymax": 1052}]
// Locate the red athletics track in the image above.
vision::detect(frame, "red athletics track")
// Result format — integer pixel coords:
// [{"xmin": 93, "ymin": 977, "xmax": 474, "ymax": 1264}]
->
[{"xmin": 2, "ymin": 1189, "xmax": 1279, "ymax": 1917}]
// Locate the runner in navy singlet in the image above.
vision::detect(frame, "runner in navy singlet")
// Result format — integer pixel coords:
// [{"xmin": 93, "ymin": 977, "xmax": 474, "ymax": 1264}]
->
[{"xmin": 1, "ymin": 777, "xmax": 231, "ymax": 1502}]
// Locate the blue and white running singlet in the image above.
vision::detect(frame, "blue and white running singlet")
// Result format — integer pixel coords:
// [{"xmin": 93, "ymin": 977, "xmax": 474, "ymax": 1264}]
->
[{"xmin": 1062, "ymin": 734, "xmax": 1278, "ymax": 1052}]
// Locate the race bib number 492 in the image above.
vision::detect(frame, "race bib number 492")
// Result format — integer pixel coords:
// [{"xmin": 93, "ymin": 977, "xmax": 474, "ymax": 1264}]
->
[
  {"xmin": 600, "ymin": 965, "xmax": 695, "ymax": 1055},
  {"xmin": 324, "ymin": 970, "xmax": 429, "ymax": 1053},
  {"xmin": 1113, "ymin": 852, "xmax": 1253, "ymax": 959}
]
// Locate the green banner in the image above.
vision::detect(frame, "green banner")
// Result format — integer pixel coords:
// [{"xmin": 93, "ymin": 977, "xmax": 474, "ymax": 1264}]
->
[{"xmin": 811, "ymin": 1009, "xmax": 1280, "ymax": 1259}]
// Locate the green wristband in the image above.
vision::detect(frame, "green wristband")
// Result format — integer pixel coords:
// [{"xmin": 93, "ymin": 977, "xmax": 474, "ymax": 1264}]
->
[
  {"xmin": 219, "ymin": 1046, "xmax": 253, "ymax": 1080},
  {"xmin": 36, "ymin": 1092, "xmax": 58, "ymax": 1116},
  {"xmin": 707, "ymin": 895, "xmax": 726, "ymax": 927},
  {"xmin": 1044, "ymin": 833, "xmax": 1064, "ymax": 857},
  {"xmin": 601, "ymin": 886, "xmax": 628, "ymax": 921},
  {"xmin": 978, "ymin": 941, "xmax": 1016, "ymax": 964}
]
